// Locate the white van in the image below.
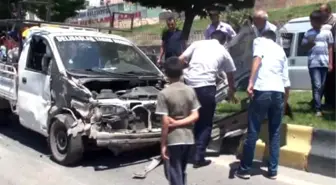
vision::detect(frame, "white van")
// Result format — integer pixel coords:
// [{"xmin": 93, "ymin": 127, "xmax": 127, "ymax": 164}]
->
[{"xmin": 279, "ymin": 13, "xmax": 336, "ymax": 90}]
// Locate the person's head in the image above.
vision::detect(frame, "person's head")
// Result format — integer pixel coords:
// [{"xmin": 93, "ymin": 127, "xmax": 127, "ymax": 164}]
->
[
  {"xmin": 253, "ymin": 10, "xmax": 268, "ymax": 30},
  {"xmin": 166, "ymin": 17, "xmax": 176, "ymax": 31},
  {"xmin": 320, "ymin": 3, "xmax": 332, "ymax": 22},
  {"xmin": 262, "ymin": 30, "xmax": 277, "ymax": 42},
  {"xmin": 163, "ymin": 56, "xmax": 184, "ymax": 81},
  {"xmin": 209, "ymin": 10, "xmax": 220, "ymax": 24},
  {"xmin": 310, "ymin": 10, "xmax": 323, "ymax": 29},
  {"xmin": 210, "ymin": 30, "xmax": 227, "ymax": 45}
]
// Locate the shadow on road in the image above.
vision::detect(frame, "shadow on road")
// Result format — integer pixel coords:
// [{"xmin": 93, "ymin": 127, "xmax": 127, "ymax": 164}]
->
[
  {"xmin": 0, "ymin": 115, "xmax": 50, "ymax": 155},
  {"xmin": 0, "ymin": 115, "xmax": 245, "ymax": 173},
  {"xmin": 0, "ymin": 115, "xmax": 160, "ymax": 171},
  {"xmin": 228, "ymin": 161, "xmax": 267, "ymax": 179}
]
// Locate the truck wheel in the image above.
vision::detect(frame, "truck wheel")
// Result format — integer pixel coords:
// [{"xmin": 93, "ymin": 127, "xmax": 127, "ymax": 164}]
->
[{"xmin": 48, "ymin": 114, "xmax": 84, "ymax": 166}]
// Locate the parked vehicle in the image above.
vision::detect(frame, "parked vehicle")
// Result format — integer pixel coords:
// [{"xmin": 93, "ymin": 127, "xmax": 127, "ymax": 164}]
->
[
  {"xmin": 279, "ymin": 13, "xmax": 336, "ymax": 90},
  {"xmin": 0, "ymin": 21, "xmax": 168, "ymax": 165}
]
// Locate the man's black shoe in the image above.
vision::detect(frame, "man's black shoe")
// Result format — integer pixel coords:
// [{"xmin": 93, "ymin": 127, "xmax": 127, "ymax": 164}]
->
[{"xmin": 193, "ymin": 160, "xmax": 212, "ymax": 168}]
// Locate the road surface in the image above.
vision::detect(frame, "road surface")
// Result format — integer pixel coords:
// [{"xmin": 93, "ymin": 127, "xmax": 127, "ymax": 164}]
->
[{"xmin": 0, "ymin": 122, "xmax": 334, "ymax": 185}]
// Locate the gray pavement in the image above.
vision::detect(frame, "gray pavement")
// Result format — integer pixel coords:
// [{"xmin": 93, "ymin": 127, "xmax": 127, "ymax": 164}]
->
[{"xmin": 0, "ymin": 122, "xmax": 335, "ymax": 185}]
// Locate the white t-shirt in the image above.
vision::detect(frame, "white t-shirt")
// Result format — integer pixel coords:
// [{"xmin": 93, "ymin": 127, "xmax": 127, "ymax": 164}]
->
[
  {"xmin": 181, "ymin": 39, "xmax": 236, "ymax": 88},
  {"xmin": 252, "ymin": 37, "xmax": 291, "ymax": 93}
]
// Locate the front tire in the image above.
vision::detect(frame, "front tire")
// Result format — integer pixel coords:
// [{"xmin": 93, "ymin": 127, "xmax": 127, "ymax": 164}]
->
[{"xmin": 48, "ymin": 114, "xmax": 84, "ymax": 166}]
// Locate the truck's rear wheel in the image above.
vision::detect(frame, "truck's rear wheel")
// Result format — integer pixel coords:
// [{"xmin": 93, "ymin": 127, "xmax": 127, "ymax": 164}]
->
[{"xmin": 49, "ymin": 114, "xmax": 84, "ymax": 166}]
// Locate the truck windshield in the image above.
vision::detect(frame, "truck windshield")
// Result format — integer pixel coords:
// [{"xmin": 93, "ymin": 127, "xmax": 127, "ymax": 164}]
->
[{"xmin": 53, "ymin": 36, "xmax": 160, "ymax": 75}]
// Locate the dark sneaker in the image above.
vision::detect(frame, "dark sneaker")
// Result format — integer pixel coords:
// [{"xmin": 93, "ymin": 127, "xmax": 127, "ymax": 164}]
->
[
  {"xmin": 268, "ymin": 174, "xmax": 278, "ymax": 180},
  {"xmin": 267, "ymin": 171, "xmax": 278, "ymax": 180},
  {"xmin": 193, "ymin": 160, "xmax": 212, "ymax": 168},
  {"xmin": 234, "ymin": 170, "xmax": 251, "ymax": 179}
]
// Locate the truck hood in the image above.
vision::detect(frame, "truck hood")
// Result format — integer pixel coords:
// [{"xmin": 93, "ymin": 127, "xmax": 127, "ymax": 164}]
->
[{"xmin": 66, "ymin": 69, "xmax": 164, "ymax": 83}]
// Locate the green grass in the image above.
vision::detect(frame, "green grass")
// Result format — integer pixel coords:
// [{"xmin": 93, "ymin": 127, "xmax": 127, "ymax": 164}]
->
[
  {"xmin": 216, "ymin": 91, "xmax": 336, "ymax": 130},
  {"xmin": 123, "ymin": 2, "xmax": 336, "ymax": 35}
]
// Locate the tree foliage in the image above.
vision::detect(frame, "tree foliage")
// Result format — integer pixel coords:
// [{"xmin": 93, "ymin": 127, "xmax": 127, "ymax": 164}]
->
[
  {"xmin": 0, "ymin": 0, "xmax": 85, "ymax": 22},
  {"xmin": 125, "ymin": 0, "xmax": 255, "ymax": 39}
]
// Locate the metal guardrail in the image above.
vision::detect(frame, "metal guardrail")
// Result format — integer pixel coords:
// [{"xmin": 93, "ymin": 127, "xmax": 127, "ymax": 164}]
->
[{"xmin": 0, "ymin": 63, "xmax": 18, "ymax": 101}]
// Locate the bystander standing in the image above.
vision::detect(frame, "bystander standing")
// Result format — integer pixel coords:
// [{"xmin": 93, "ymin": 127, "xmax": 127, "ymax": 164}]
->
[
  {"xmin": 235, "ymin": 30, "xmax": 291, "ymax": 180},
  {"xmin": 157, "ymin": 17, "xmax": 186, "ymax": 66},
  {"xmin": 156, "ymin": 57, "xmax": 200, "ymax": 185},
  {"xmin": 320, "ymin": 3, "xmax": 336, "ymax": 109},
  {"xmin": 301, "ymin": 10, "xmax": 334, "ymax": 116},
  {"xmin": 178, "ymin": 30, "xmax": 236, "ymax": 168},
  {"xmin": 252, "ymin": 10, "xmax": 277, "ymax": 36},
  {"xmin": 204, "ymin": 10, "xmax": 236, "ymax": 42}
]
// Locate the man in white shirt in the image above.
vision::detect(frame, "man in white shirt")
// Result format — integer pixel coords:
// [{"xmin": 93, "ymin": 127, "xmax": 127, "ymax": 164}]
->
[
  {"xmin": 179, "ymin": 30, "xmax": 236, "ymax": 168},
  {"xmin": 204, "ymin": 10, "xmax": 237, "ymax": 41},
  {"xmin": 234, "ymin": 30, "xmax": 290, "ymax": 180}
]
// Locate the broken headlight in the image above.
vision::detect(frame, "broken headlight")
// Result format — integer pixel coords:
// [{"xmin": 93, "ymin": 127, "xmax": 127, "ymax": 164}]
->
[
  {"xmin": 70, "ymin": 99, "xmax": 91, "ymax": 118},
  {"xmin": 99, "ymin": 105, "xmax": 128, "ymax": 117}
]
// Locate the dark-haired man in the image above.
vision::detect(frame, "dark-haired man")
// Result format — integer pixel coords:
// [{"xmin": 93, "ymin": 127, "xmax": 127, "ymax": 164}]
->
[
  {"xmin": 235, "ymin": 30, "xmax": 291, "ymax": 180},
  {"xmin": 179, "ymin": 30, "xmax": 236, "ymax": 168},
  {"xmin": 204, "ymin": 10, "xmax": 236, "ymax": 41},
  {"xmin": 157, "ymin": 17, "xmax": 186, "ymax": 65}
]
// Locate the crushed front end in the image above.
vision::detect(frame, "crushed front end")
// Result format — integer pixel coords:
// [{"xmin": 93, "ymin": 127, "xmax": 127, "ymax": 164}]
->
[{"xmin": 67, "ymin": 82, "xmax": 163, "ymax": 154}]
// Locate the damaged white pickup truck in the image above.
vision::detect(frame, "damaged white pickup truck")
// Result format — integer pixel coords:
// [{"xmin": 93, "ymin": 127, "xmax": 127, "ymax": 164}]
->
[{"xmin": 0, "ymin": 26, "xmax": 169, "ymax": 165}]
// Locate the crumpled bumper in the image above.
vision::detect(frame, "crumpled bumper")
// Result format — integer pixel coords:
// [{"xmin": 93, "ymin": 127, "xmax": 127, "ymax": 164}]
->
[{"xmin": 94, "ymin": 131, "xmax": 161, "ymax": 147}]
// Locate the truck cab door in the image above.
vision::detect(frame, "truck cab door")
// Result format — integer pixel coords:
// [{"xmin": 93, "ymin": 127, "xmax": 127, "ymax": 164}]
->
[{"xmin": 17, "ymin": 36, "xmax": 52, "ymax": 136}]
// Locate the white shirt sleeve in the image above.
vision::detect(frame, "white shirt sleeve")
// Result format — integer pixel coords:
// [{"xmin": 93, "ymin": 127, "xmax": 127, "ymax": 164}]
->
[
  {"xmin": 326, "ymin": 30, "xmax": 334, "ymax": 44},
  {"xmin": 253, "ymin": 38, "xmax": 264, "ymax": 58},
  {"xmin": 226, "ymin": 25, "xmax": 237, "ymax": 38},
  {"xmin": 282, "ymin": 55, "xmax": 291, "ymax": 88},
  {"xmin": 181, "ymin": 41, "xmax": 197, "ymax": 59},
  {"xmin": 219, "ymin": 48, "xmax": 236, "ymax": 73}
]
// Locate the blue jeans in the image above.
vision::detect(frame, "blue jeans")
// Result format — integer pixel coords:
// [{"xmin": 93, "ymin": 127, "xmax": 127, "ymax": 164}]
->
[
  {"xmin": 164, "ymin": 145, "xmax": 191, "ymax": 185},
  {"xmin": 193, "ymin": 86, "xmax": 217, "ymax": 162},
  {"xmin": 238, "ymin": 90, "xmax": 284, "ymax": 176},
  {"xmin": 309, "ymin": 67, "xmax": 328, "ymax": 111}
]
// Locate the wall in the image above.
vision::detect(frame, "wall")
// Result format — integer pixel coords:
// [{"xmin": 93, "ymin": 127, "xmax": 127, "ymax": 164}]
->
[{"xmin": 254, "ymin": 0, "xmax": 330, "ymax": 9}]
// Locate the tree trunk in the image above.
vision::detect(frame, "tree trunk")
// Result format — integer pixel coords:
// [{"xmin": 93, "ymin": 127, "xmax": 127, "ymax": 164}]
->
[{"xmin": 181, "ymin": 8, "xmax": 196, "ymax": 41}]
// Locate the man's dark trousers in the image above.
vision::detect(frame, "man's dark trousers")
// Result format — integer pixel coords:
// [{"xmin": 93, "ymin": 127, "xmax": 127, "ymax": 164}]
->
[
  {"xmin": 193, "ymin": 85, "xmax": 217, "ymax": 162},
  {"xmin": 238, "ymin": 90, "xmax": 284, "ymax": 176},
  {"xmin": 324, "ymin": 52, "xmax": 335, "ymax": 108},
  {"xmin": 164, "ymin": 145, "xmax": 192, "ymax": 185}
]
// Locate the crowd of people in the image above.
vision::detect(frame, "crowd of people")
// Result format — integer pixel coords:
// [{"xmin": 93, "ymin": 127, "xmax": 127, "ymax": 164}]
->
[{"xmin": 155, "ymin": 3, "xmax": 335, "ymax": 185}]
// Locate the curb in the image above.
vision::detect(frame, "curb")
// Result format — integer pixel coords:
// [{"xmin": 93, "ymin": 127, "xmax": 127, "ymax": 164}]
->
[{"xmin": 236, "ymin": 123, "xmax": 336, "ymax": 178}]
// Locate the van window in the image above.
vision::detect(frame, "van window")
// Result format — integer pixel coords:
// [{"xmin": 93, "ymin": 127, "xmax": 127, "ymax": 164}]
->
[
  {"xmin": 281, "ymin": 33, "xmax": 293, "ymax": 57},
  {"xmin": 297, "ymin": 32, "xmax": 309, "ymax": 56}
]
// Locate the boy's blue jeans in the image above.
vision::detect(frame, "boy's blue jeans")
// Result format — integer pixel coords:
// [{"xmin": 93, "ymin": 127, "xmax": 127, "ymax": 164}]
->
[
  {"xmin": 238, "ymin": 90, "xmax": 284, "ymax": 176},
  {"xmin": 309, "ymin": 67, "xmax": 328, "ymax": 111},
  {"xmin": 164, "ymin": 145, "xmax": 191, "ymax": 185}
]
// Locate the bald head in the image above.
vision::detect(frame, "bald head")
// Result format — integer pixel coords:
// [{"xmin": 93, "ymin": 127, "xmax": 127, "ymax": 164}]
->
[
  {"xmin": 253, "ymin": 10, "xmax": 269, "ymax": 20},
  {"xmin": 253, "ymin": 10, "xmax": 268, "ymax": 30}
]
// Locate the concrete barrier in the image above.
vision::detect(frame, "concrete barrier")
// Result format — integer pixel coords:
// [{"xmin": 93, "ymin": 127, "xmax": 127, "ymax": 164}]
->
[{"xmin": 236, "ymin": 123, "xmax": 336, "ymax": 178}]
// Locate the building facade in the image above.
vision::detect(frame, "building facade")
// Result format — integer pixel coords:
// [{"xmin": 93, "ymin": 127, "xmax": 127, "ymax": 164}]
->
[{"xmin": 67, "ymin": 1, "xmax": 162, "ymax": 28}]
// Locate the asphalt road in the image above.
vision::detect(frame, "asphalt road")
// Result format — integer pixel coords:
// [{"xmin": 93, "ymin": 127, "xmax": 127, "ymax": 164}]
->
[{"xmin": 0, "ymin": 121, "xmax": 334, "ymax": 185}]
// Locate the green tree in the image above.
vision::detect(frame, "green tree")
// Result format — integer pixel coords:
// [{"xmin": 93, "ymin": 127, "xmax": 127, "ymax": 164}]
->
[
  {"xmin": 0, "ymin": 0, "xmax": 85, "ymax": 22},
  {"xmin": 125, "ymin": 0, "xmax": 255, "ymax": 40}
]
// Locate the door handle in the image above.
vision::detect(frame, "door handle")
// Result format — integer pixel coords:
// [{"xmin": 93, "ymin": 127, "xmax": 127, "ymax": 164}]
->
[
  {"xmin": 22, "ymin": 77, "xmax": 27, "ymax": 84},
  {"xmin": 289, "ymin": 59, "xmax": 296, "ymax": 66}
]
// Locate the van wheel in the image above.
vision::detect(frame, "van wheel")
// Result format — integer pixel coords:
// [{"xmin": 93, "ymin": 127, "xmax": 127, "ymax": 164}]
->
[
  {"xmin": 0, "ymin": 109, "xmax": 12, "ymax": 125},
  {"xmin": 48, "ymin": 114, "xmax": 84, "ymax": 166}
]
